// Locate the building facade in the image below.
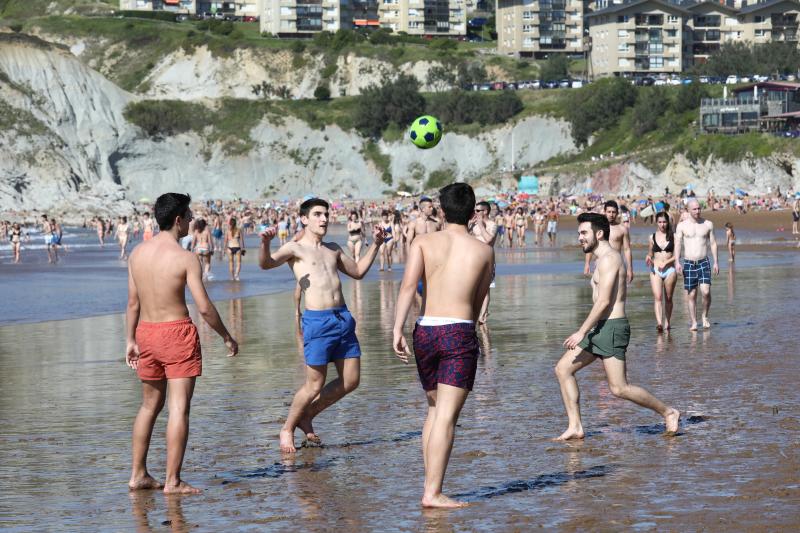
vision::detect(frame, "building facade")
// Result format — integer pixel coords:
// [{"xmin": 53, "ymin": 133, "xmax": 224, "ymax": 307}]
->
[
  {"xmin": 685, "ymin": 1, "xmax": 743, "ymax": 65},
  {"xmin": 120, "ymin": 0, "xmax": 196, "ymax": 12},
  {"xmin": 737, "ymin": 0, "xmax": 800, "ymax": 43},
  {"xmin": 496, "ymin": 0, "xmax": 586, "ymax": 57},
  {"xmin": 378, "ymin": 0, "xmax": 466, "ymax": 35}
]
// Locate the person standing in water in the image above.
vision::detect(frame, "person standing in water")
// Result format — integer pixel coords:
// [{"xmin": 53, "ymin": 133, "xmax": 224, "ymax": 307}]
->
[
  {"xmin": 645, "ymin": 212, "xmax": 677, "ymax": 332},
  {"xmin": 674, "ymin": 199, "xmax": 719, "ymax": 330},
  {"xmin": 224, "ymin": 217, "xmax": 245, "ymax": 281}
]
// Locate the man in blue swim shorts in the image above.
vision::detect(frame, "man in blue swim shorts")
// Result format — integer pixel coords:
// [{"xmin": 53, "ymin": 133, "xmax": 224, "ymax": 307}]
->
[
  {"xmin": 675, "ymin": 200, "xmax": 719, "ymax": 330},
  {"xmin": 258, "ymin": 198, "xmax": 385, "ymax": 453}
]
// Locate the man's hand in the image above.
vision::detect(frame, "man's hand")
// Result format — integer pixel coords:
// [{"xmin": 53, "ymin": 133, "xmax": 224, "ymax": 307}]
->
[
  {"xmin": 372, "ymin": 225, "xmax": 386, "ymax": 246},
  {"xmin": 627, "ymin": 270, "xmax": 634, "ymax": 284},
  {"xmin": 676, "ymin": 262, "xmax": 683, "ymax": 275},
  {"xmin": 225, "ymin": 336, "xmax": 239, "ymax": 357},
  {"xmin": 645, "ymin": 255, "xmax": 653, "ymax": 268},
  {"xmin": 393, "ymin": 330, "xmax": 411, "ymax": 363},
  {"xmin": 126, "ymin": 342, "xmax": 140, "ymax": 370},
  {"xmin": 260, "ymin": 227, "xmax": 277, "ymax": 244},
  {"xmin": 563, "ymin": 331, "xmax": 585, "ymax": 350},
  {"xmin": 583, "ymin": 263, "xmax": 591, "ymax": 276},
  {"xmin": 713, "ymin": 262, "xmax": 720, "ymax": 275}
]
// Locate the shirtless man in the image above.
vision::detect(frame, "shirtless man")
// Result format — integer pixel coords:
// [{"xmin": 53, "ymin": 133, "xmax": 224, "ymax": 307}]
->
[
  {"xmin": 41, "ymin": 214, "xmax": 57, "ymax": 263},
  {"xmin": 393, "ymin": 183, "xmax": 493, "ymax": 508},
  {"xmin": 117, "ymin": 216, "xmax": 131, "ymax": 260},
  {"xmin": 407, "ymin": 197, "xmax": 442, "ymax": 243},
  {"xmin": 126, "ymin": 193, "xmax": 238, "ymax": 495},
  {"xmin": 142, "ymin": 213, "xmax": 155, "ymax": 241},
  {"xmin": 258, "ymin": 198, "xmax": 385, "ymax": 453},
  {"xmin": 468, "ymin": 201, "xmax": 498, "ymax": 325},
  {"xmin": 546, "ymin": 205, "xmax": 559, "ymax": 246},
  {"xmin": 554, "ymin": 213, "xmax": 680, "ymax": 440},
  {"xmin": 583, "ymin": 201, "xmax": 634, "ymax": 284},
  {"xmin": 95, "ymin": 217, "xmax": 106, "ymax": 247},
  {"xmin": 674, "ymin": 199, "xmax": 719, "ymax": 330}
]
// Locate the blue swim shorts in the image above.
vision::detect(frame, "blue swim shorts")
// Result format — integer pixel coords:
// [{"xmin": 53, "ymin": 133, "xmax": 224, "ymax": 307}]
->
[
  {"xmin": 683, "ymin": 257, "xmax": 711, "ymax": 291},
  {"xmin": 301, "ymin": 307, "xmax": 361, "ymax": 366}
]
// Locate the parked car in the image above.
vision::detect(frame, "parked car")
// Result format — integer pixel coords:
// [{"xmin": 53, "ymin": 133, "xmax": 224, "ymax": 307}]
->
[
  {"xmin": 725, "ymin": 75, "xmax": 739, "ymax": 84},
  {"xmin": 558, "ymin": 79, "xmax": 571, "ymax": 88},
  {"xmin": 571, "ymin": 79, "xmax": 584, "ymax": 89},
  {"xmin": 531, "ymin": 79, "xmax": 541, "ymax": 89},
  {"xmin": 699, "ymin": 76, "xmax": 710, "ymax": 84},
  {"xmin": 243, "ymin": 15, "xmax": 259, "ymax": 22},
  {"xmin": 681, "ymin": 77, "xmax": 694, "ymax": 84},
  {"xmin": 654, "ymin": 78, "xmax": 668, "ymax": 86},
  {"xmin": 542, "ymin": 80, "xmax": 559, "ymax": 89},
  {"xmin": 739, "ymin": 76, "xmax": 751, "ymax": 83}
]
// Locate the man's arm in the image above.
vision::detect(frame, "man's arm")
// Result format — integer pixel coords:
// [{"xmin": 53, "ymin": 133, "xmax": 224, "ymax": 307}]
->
[
  {"xmin": 392, "ymin": 240, "xmax": 424, "ymax": 362},
  {"xmin": 471, "ymin": 250, "xmax": 494, "ymax": 323},
  {"xmin": 186, "ymin": 255, "xmax": 237, "ymax": 356},
  {"xmin": 583, "ymin": 253, "xmax": 592, "ymax": 276},
  {"xmin": 258, "ymin": 228, "xmax": 295, "ymax": 270},
  {"xmin": 564, "ymin": 257, "xmax": 617, "ymax": 349},
  {"xmin": 623, "ymin": 228, "xmax": 634, "ymax": 283},
  {"xmin": 125, "ymin": 267, "xmax": 141, "ymax": 369},
  {"xmin": 337, "ymin": 226, "xmax": 384, "ymax": 279},
  {"xmin": 673, "ymin": 223, "xmax": 684, "ymax": 274},
  {"xmin": 708, "ymin": 222, "xmax": 720, "ymax": 274},
  {"xmin": 475, "ymin": 220, "xmax": 497, "ymax": 246},
  {"xmin": 407, "ymin": 220, "xmax": 418, "ymax": 244}
]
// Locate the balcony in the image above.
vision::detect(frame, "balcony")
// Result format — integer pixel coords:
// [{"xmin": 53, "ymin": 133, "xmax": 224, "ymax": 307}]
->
[{"xmin": 635, "ymin": 14, "xmax": 663, "ymax": 26}]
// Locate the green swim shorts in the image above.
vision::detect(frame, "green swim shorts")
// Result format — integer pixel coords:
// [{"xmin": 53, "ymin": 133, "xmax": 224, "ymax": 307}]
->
[{"xmin": 577, "ymin": 318, "xmax": 630, "ymax": 361}]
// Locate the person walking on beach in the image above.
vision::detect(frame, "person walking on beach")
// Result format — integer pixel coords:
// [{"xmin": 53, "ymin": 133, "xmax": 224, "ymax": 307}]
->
[
  {"xmin": 125, "ymin": 193, "xmax": 238, "ymax": 495},
  {"xmin": 258, "ymin": 198, "xmax": 385, "ymax": 453},
  {"xmin": 393, "ymin": 183, "xmax": 493, "ymax": 508},
  {"xmin": 408, "ymin": 197, "xmax": 441, "ymax": 244},
  {"xmin": 224, "ymin": 217, "xmax": 245, "ymax": 281},
  {"xmin": 583, "ymin": 201, "xmax": 634, "ymax": 284},
  {"xmin": 469, "ymin": 201, "xmax": 497, "ymax": 325},
  {"xmin": 142, "ymin": 213, "xmax": 155, "ymax": 241},
  {"xmin": 41, "ymin": 214, "xmax": 58, "ymax": 264},
  {"xmin": 546, "ymin": 205, "xmax": 559, "ymax": 246},
  {"xmin": 95, "ymin": 217, "xmax": 106, "ymax": 247},
  {"xmin": 555, "ymin": 213, "xmax": 680, "ymax": 441},
  {"xmin": 792, "ymin": 197, "xmax": 799, "ymax": 235},
  {"xmin": 674, "ymin": 199, "xmax": 719, "ymax": 330},
  {"xmin": 10, "ymin": 222, "xmax": 23, "ymax": 263},
  {"xmin": 724, "ymin": 222, "xmax": 735, "ymax": 263},
  {"xmin": 191, "ymin": 218, "xmax": 214, "ymax": 281},
  {"xmin": 116, "ymin": 216, "xmax": 131, "ymax": 260},
  {"xmin": 645, "ymin": 212, "xmax": 677, "ymax": 332}
]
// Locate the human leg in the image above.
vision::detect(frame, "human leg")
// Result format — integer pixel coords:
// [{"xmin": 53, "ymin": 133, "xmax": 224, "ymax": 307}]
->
[
  {"xmin": 164, "ymin": 377, "xmax": 199, "ymax": 494},
  {"xmin": 130, "ymin": 379, "xmax": 167, "ymax": 490},
  {"xmin": 234, "ymin": 252, "xmax": 241, "ymax": 280},
  {"xmin": 649, "ymin": 272, "xmax": 664, "ymax": 330},
  {"xmin": 228, "ymin": 252, "xmax": 234, "ymax": 279},
  {"xmin": 554, "ymin": 348, "xmax": 596, "ymax": 440},
  {"xmin": 299, "ymin": 357, "xmax": 360, "ymax": 442},
  {"xmin": 422, "ymin": 383, "xmax": 469, "ymax": 508},
  {"xmin": 602, "ymin": 357, "xmax": 680, "ymax": 433},
  {"xmin": 421, "ymin": 389, "xmax": 437, "ymax": 473},
  {"xmin": 478, "ymin": 290, "xmax": 490, "ymax": 325},
  {"xmin": 686, "ymin": 288, "xmax": 698, "ymax": 330},
  {"xmin": 699, "ymin": 283, "xmax": 712, "ymax": 328},
  {"xmin": 663, "ymin": 272, "xmax": 677, "ymax": 330},
  {"xmin": 281, "ymin": 364, "xmax": 327, "ymax": 453}
]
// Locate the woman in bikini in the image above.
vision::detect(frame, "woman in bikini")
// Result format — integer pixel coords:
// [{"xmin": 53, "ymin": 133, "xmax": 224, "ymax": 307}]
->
[
  {"xmin": 514, "ymin": 207, "xmax": 527, "ymax": 247},
  {"xmin": 346, "ymin": 211, "xmax": 363, "ymax": 261},
  {"xmin": 278, "ymin": 214, "xmax": 290, "ymax": 246},
  {"xmin": 10, "ymin": 223, "xmax": 22, "ymax": 263},
  {"xmin": 192, "ymin": 218, "xmax": 214, "ymax": 281},
  {"xmin": 224, "ymin": 217, "xmax": 245, "ymax": 281},
  {"xmin": 725, "ymin": 222, "xmax": 735, "ymax": 263},
  {"xmin": 115, "ymin": 216, "xmax": 130, "ymax": 260},
  {"xmin": 378, "ymin": 209, "xmax": 394, "ymax": 271},
  {"xmin": 645, "ymin": 211, "xmax": 678, "ymax": 332}
]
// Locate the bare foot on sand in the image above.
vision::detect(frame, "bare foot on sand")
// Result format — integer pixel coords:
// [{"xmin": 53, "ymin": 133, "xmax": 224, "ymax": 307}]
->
[
  {"xmin": 298, "ymin": 416, "xmax": 321, "ymax": 446},
  {"xmin": 279, "ymin": 428, "xmax": 296, "ymax": 453},
  {"xmin": 664, "ymin": 408, "xmax": 681, "ymax": 435},
  {"xmin": 554, "ymin": 427, "xmax": 585, "ymax": 441},
  {"xmin": 689, "ymin": 323, "xmax": 698, "ymax": 331},
  {"xmin": 664, "ymin": 321, "xmax": 671, "ymax": 331},
  {"xmin": 163, "ymin": 481, "xmax": 201, "ymax": 495},
  {"xmin": 702, "ymin": 317, "xmax": 711, "ymax": 329},
  {"xmin": 421, "ymin": 494, "xmax": 469, "ymax": 509},
  {"xmin": 129, "ymin": 474, "xmax": 163, "ymax": 491},
  {"xmin": 656, "ymin": 324, "xmax": 663, "ymax": 333}
]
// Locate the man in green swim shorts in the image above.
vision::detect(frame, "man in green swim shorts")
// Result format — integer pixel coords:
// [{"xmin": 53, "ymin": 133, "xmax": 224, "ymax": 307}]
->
[{"xmin": 554, "ymin": 213, "xmax": 681, "ymax": 440}]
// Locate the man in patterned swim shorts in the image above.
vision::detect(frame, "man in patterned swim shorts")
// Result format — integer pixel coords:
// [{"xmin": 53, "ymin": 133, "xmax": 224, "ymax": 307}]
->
[
  {"xmin": 675, "ymin": 199, "xmax": 719, "ymax": 330},
  {"xmin": 393, "ymin": 183, "xmax": 494, "ymax": 509}
]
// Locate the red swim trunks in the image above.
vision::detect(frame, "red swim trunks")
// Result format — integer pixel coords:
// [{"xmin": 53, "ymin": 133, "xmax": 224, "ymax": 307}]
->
[
  {"xmin": 413, "ymin": 322, "xmax": 479, "ymax": 391},
  {"xmin": 135, "ymin": 318, "xmax": 202, "ymax": 380}
]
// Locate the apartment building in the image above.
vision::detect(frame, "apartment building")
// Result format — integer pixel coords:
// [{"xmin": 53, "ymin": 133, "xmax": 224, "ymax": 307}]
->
[
  {"xmin": 496, "ymin": 0, "xmax": 586, "ymax": 57},
  {"xmin": 738, "ymin": 0, "xmax": 800, "ymax": 43},
  {"xmin": 120, "ymin": 0, "xmax": 196, "ymax": 12},
  {"xmin": 378, "ymin": 0, "xmax": 466, "ymax": 35},
  {"xmin": 196, "ymin": 1, "xmax": 261, "ymax": 17},
  {"xmin": 587, "ymin": 0, "xmax": 687, "ymax": 76},
  {"xmin": 685, "ymin": 1, "xmax": 743, "ymax": 64}
]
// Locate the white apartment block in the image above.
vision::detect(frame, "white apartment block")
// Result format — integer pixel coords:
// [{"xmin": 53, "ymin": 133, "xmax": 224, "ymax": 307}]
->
[
  {"xmin": 120, "ymin": 1, "xmax": 260, "ymax": 16},
  {"xmin": 196, "ymin": 1, "xmax": 260, "ymax": 16},
  {"xmin": 496, "ymin": 0, "xmax": 586, "ymax": 57},
  {"xmin": 378, "ymin": 0, "xmax": 466, "ymax": 35},
  {"xmin": 120, "ymin": 0, "xmax": 196, "ymax": 12}
]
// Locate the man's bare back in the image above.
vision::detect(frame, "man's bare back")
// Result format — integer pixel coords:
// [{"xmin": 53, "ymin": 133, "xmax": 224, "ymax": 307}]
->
[{"xmin": 129, "ymin": 237, "xmax": 196, "ymax": 322}]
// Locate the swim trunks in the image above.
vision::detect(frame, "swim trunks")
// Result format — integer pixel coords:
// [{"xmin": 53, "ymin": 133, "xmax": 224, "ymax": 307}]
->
[
  {"xmin": 212, "ymin": 228, "xmax": 223, "ymax": 239},
  {"xmin": 44, "ymin": 234, "xmax": 54, "ymax": 245},
  {"xmin": 135, "ymin": 317, "xmax": 202, "ymax": 380},
  {"xmin": 143, "ymin": 231, "xmax": 154, "ymax": 241},
  {"xmin": 301, "ymin": 307, "xmax": 361, "ymax": 366},
  {"xmin": 577, "ymin": 317, "xmax": 630, "ymax": 361},
  {"xmin": 793, "ymin": 211, "xmax": 800, "ymax": 222},
  {"xmin": 413, "ymin": 319, "xmax": 479, "ymax": 391},
  {"xmin": 682, "ymin": 257, "xmax": 711, "ymax": 291},
  {"xmin": 650, "ymin": 266, "xmax": 676, "ymax": 279},
  {"xmin": 547, "ymin": 221, "xmax": 557, "ymax": 233}
]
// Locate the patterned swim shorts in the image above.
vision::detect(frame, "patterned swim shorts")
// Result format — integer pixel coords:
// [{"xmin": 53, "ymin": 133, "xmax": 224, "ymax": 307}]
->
[
  {"xmin": 683, "ymin": 257, "xmax": 711, "ymax": 291},
  {"xmin": 412, "ymin": 322, "xmax": 480, "ymax": 391}
]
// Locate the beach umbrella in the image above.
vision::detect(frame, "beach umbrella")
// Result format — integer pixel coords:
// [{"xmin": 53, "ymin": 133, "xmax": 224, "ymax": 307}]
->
[
  {"xmin": 138, "ymin": 197, "xmax": 152, "ymax": 203},
  {"xmin": 497, "ymin": 201, "xmax": 509, "ymax": 208},
  {"xmin": 735, "ymin": 188, "xmax": 747, "ymax": 196},
  {"xmin": 396, "ymin": 191, "xmax": 412, "ymax": 197}
]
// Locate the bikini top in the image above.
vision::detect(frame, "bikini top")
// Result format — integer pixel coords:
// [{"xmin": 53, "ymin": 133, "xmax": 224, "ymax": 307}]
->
[{"xmin": 651, "ymin": 233, "xmax": 674, "ymax": 253}]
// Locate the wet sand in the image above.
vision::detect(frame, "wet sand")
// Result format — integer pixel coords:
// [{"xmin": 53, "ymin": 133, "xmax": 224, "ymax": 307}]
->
[{"xmin": 1, "ymin": 242, "xmax": 799, "ymax": 530}]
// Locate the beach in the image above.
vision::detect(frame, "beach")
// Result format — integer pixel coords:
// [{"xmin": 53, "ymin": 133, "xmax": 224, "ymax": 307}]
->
[{"xmin": 0, "ymin": 223, "xmax": 799, "ymax": 530}]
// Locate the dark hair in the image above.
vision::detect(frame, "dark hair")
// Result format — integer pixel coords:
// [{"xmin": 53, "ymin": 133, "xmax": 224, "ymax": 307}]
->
[
  {"xmin": 154, "ymin": 193, "xmax": 191, "ymax": 231},
  {"xmin": 299, "ymin": 198, "xmax": 329, "ymax": 217},
  {"xmin": 476, "ymin": 201, "xmax": 491, "ymax": 212},
  {"xmin": 381, "ymin": 209, "xmax": 390, "ymax": 217},
  {"xmin": 419, "ymin": 197, "xmax": 433, "ymax": 206},
  {"xmin": 393, "ymin": 210, "xmax": 402, "ymax": 224},
  {"xmin": 121, "ymin": 216, "xmax": 127, "ymax": 223},
  {"xmin": 655, "ymin": 211, "xmax": 672, "ymax": 238},
  {"xmin": 604, "ymin": 200, "xmax": 619, "ymax": 211},
  {"xmin": 229, "ymin": 216, "xmax": 237, "ymax": 228},
  {"xmin": 439, "ymin": 183, "xmax": 475, "ymax": 225},
  {"xmin": 349, "ymin": 210, "xmax": 359, "ymax": 220},
  {"xmin": 195, "ymin": 218, "xmax": 207, "ymax": 232},
  {"xmin": 577, "ymin": 212, "xmax": 610, "ymax": 241}
]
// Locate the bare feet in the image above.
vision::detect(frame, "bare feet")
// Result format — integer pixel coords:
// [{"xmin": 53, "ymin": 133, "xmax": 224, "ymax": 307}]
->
[
  {"xmin": 664, "ymin": 408, "xmax": 681, "ymax": 435},
  {"xmin": 664, "ymin": 321, "xmax": 671, "ymax": 330},
  {"xmin": 554, "ymin": 427, "xmax": 585, "ymax": 441},
  {"xmin": 689, "ymin": 323, "xmax": 698, "ymax": 331},
  {"xmin": 702, "ymin": 317, "xmax": 711, "ymax": 329},
  {"xmin": 656, "ymin": 324, "xmax": 663, "ymax": 333},
  {"xmin": 421, "ymin": 494, "xmax": 469, "ymax": 509},
  {"xmin": 163, "ymin": 481, "xmax": 201, "ymax": 495},
  {"xmin": 297, "ymin": 416, "xmax": 321, "ymax": 446},
  {"xmin": 128, "ymin": 474, "xmax": 163, "ymax": 491},
  {"xmin": 279, "ymin": 428, "xmax": 296, "ymax": 453}
]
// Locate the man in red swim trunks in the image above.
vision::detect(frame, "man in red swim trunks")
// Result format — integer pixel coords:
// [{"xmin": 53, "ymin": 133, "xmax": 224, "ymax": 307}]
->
[
  {"xmin": 393, "ymin": 183, "xmax": 494, "ymax": 508},
  {"xmin": 126, "ymin": 193, "xmax": 238, "ymax": 495}
]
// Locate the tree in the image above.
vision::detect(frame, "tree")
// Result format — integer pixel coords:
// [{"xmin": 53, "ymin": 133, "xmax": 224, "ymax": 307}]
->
[
  {"xmin": 457, "ymin": 61, "xmax": 488, "ymax": 87},
  {"xmin": 354, "ymin": 74, "xmax": 425, "ymax": 138},
  {"xmin": 565, "ymin": 77, "xmax": 636, "ymax": 146},
  {"xmin": 632, "ymin": 87, "xmax": 669, "ymax": 135},
  {"xmin": 426, "ymin": 65, "xmax": 457, "ymax": 92},
  {"xmin": 314, "ymin": 84, "xmax": 331, "ymax": 101},
  {"xmin": 539, "ymin": 54, "xmax": 569, "ymax": 81}
]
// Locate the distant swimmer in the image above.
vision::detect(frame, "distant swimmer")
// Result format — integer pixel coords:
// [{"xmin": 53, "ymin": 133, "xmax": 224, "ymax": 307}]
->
[
  {"xmin": 393, "ymin": 183, "xmax": 494, "ymax": 508},
  {"xmin": 468, "ymin": 200, "xmax": 497, "ymax": 325},
  {"xmin": 258, "ymin": 198, "xmax": 385, "ymax": 453},
  {"xmin": 554, "ymin": 213, "xmax": 680, "ymax": 440},
  {"xmin": 126, "ymin": 193, "xmax": 238, "ymax": 495},
  {"xmin": 116, "ymin": 216, "xmax": 131, "ymax": 260},
  {"xmin": 674, "ymin": 199, "xmax": 719, "ymax": 330},
  {"xmin": 583, "ymin": 201, "xmax": 634, "ymax": 284}
]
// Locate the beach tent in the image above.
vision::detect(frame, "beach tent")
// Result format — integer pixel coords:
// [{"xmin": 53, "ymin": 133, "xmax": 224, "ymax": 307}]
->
[
  {"xmin": 655, "ymin": 201, "xmax": 666, "ymax": 212},
  {"xmin": 735, "ymin": 188, "xmax": 747, "ymax": 196},
  {"xmin": 518, "ymin": 175, "xmax": 539, "ymax": 195}
]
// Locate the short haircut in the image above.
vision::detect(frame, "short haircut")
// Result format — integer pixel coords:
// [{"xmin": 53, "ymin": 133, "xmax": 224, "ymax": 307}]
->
[
  {"xmin": 439, "ymin": 183, "xmax": 475, "ymax": 225},
  {"xmin": 604, "ymin": 200, "xmax": 619, "ymax": 211},
  {"xmin": 419, "ymin": 197, "xmax": 433, "ymax": 206},
  {"xmin": 154, "ymin": 193, "xmax": 191, "ymax": 231},
  {"xmin": 577, "ymin": 212, "xmax": 610, "ymax": 241},
  {"xmin": 381, "ymin": 209, "xmax": 390, "ymax": 217},
  {"xmin": 300, "ymin": 198, "xmax": 329, "ymax": 218},
  {"xmin": 194, "ymin": 218, "xmax": 207, "ymax": 232},
  {"xmin": 476, "ymin": 201, "xmax": 491, "ymax": 212},
  {"xmin": 121, "ymin": 216, "xmax": 127, "ymax": 223}
]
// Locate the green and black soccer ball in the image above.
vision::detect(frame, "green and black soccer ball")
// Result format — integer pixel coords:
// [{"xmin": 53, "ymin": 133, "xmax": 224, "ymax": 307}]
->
[{"xmin": 408, "ymin": 115, "xmax": 443, "ymax": 149}]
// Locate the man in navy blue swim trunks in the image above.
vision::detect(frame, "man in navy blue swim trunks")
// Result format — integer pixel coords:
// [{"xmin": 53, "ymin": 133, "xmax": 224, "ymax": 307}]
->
[
  {"xmin": 675, "ymin": 199, "xmax": 719, "ymax": 330},
  {"xmin": 259, "ymin": 198, "xmax": 385, "ymax": 453},
  {"xmin": 393, "ymin": 183, "xmax": 494, "ymax": 509}
]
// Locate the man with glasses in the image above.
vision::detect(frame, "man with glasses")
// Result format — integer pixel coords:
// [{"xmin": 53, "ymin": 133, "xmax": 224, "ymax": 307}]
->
[{"xmin": 469, "ymin": 201, "xmax": 498, "ymax": 324}]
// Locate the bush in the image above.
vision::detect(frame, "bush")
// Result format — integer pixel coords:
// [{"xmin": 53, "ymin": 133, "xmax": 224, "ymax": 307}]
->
[
  {"xmin": 9, "ymin": 23, "xmax": 23, "ymax": 33},
  {"xmin": 123, "ymin": 100, "xmax": 208, "ymax": 138},
  {"xmin": 427, "ymin": 90, "xmax": 524, "ymax": 126},
  {"xmin": 539, "ymin": 54, "xmax": 569, "ymax": 81},
  {"xmin": 426, "ymin": 168, "xmax": 455, "ymax": 189},
  {"xmin": 209, "ymin": 20, "xmax": 235, "ymax": 36},
  {"xmin": 428, "ymin": 38, "xmax": 457, "ymax": 52},
  {"xmin": 354, "ymin": 74, "xmax": 425, "ymax": 138},
  {"xmin": 314, "ymin": 85, "xmax": 331, "ymax": 101},
  {"xmin": 565, "ymin": 77, "xmax": 636, "ymax": 146},
  {"xmin": 368, "ymin": 28, "xmax": 394, "ymax": 45},
  {"xmin": 291, "ymin": 40, "xmax": 306, "ymax": 54},
  {"xmin": 457, "ymin": 61, "xmax": 488, "ymax": 86},
  {"xmin": 117, "ymin": 10, "xmax": 177, "ymax": 23},
  {"xmin": 631, "ymin": 87, "xmax": 669, "ymax": 136}
]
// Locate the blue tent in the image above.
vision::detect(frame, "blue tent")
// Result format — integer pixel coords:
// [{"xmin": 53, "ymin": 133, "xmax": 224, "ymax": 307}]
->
[{"xmin": 518, "ymin": 176, "xmax": 539, "ymax": 195}]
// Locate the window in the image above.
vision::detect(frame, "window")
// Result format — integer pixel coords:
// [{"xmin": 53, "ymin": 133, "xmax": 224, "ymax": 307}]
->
[
  {"xmin": 280, "ymin": 7, "xmax": 292, "ymax": 15},
  {"xmin": 523, "ymin": 24, "xmax": 534, "ymax": 32},
  {"xmin": 618, "ymin": 43, "xmax": 629, "ymax": 52},
  {"xmin": 667, "ymin": 15, "xmax": 678, "ymax": 24},
  {"xmin": 618, "ymin": 58, "xmax": 630, "ymax": 67},
  {"xmin": 523, "ymin": 37, "xmax": 534, "ymax": 47},
  {"xmin": 617, "ymin": 15, "xmax": 628, "ymax": 23},
  {"xmin": 755, "ymin": 29, "xmax": 765, "ymax": 37},
  {"xmin": 666, "ymin": 29, "xmax": 677, "ymax": 37},
  {"xmin": 618, "ymin": 29, "xmax": 628, "ymax": 38},
  {"xmin": 754, "ymin": 16, "xmax": 764, "ymax": 23},
  {"xmin": 522, "ymin": 10, "xmax": 533, "ymax": 19},
  {"xmin": 651, "ymin": 56, "xmax": 664, "ymax": 68}
]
